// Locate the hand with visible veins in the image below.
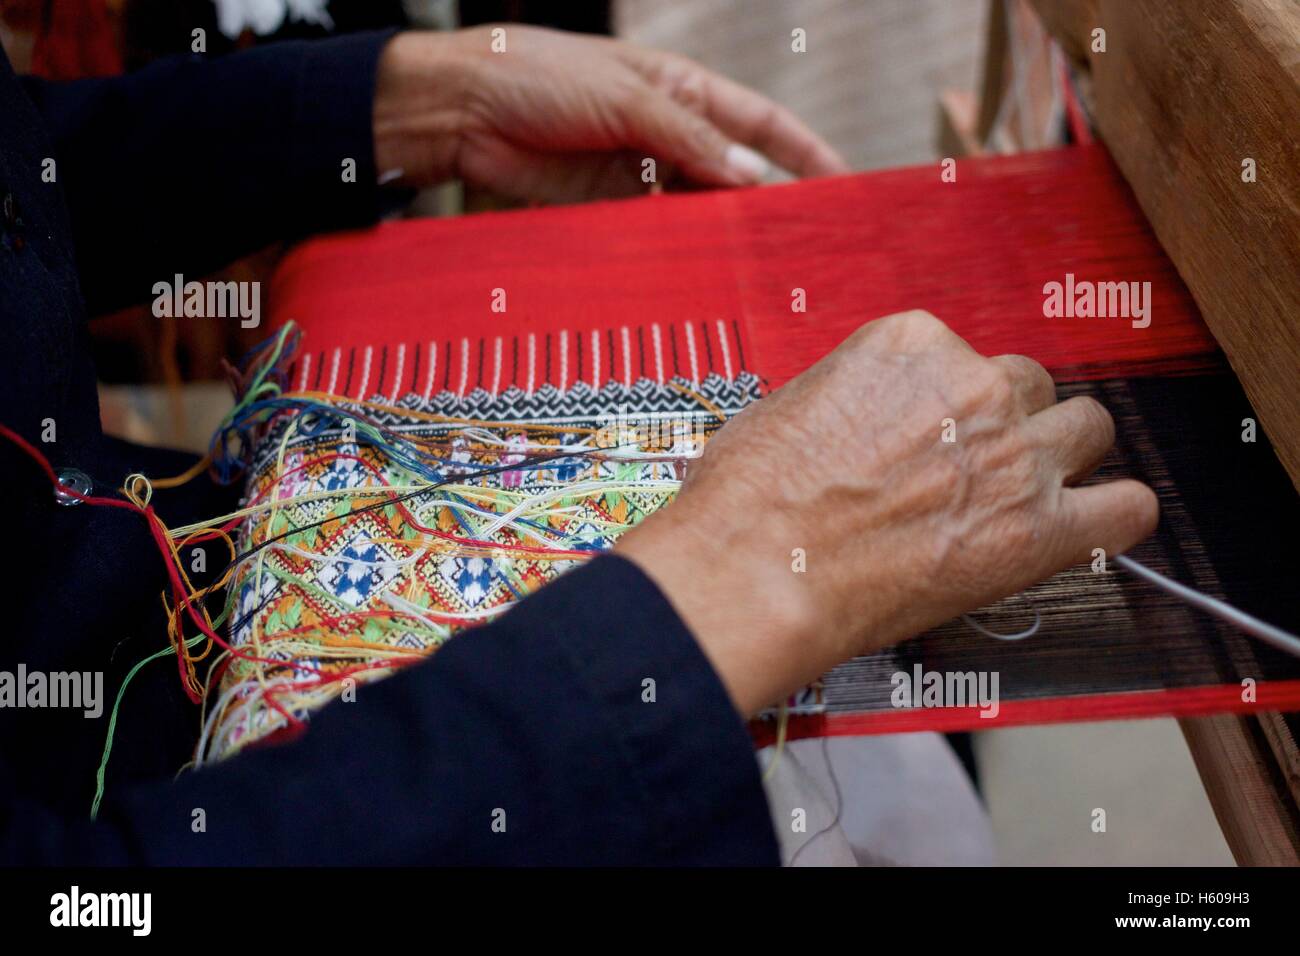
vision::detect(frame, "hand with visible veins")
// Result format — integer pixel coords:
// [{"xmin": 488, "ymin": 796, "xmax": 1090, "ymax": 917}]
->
[
  {"xmin": 617, "ymin": 311, "xmax": 1159, "ymax": 716},
  {"xmin": 372, "ymin": 25, "xmax": 849, "ymax": 202}
]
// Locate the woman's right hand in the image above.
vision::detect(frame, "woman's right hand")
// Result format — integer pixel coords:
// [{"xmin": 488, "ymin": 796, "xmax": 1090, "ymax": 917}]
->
[{"xmin": 618, "ymin": 310, "xmax": 1158, "ymax": 716}]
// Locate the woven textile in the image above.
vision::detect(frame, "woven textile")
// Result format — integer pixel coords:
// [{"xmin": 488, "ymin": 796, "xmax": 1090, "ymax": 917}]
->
[
  {"xmin": 204, "ymin": 370, "xmax": 761, "ymax": 761},
  {"xmin": 221, "ymin": 143, "xmax": 1300, "ymax": 745}
]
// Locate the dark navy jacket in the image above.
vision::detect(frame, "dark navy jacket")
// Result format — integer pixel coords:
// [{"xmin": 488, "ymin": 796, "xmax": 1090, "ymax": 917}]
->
[{"xmin": 0, "ymin": 32, "xmax": 777, "ymax": 865}]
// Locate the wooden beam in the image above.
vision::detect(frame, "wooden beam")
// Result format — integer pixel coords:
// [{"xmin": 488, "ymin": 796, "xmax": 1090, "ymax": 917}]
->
[
  {"xmin": 1027, "ymin": 0, "xmax": 1097, "ymax": 69},
  {"xmin": 936, "ymin": 89, "xmax": 985, "ymax": 158},
  {"xmin": 974, "ymin": 0, "xmax": 1010, "ymax": 143},
  {"xmin": 1032, "ymin": 0, "xmax": 1300, "ymax": 492},
  {"xmin": 1029, "ymin": 0, "xmax": 1300, "ymax": 867},
  {"xmin": 1181, "ymin": 714, "xmax": 1300, "ymax": 865}
]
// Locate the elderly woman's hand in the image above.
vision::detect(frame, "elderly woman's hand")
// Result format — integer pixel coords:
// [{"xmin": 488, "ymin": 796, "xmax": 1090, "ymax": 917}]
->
[
  {"xmin": 618, "ymin": 311, "xmax": 1159, "ymax": 716},
  {"xmin": 372, "ymin": 25, "xmax": 848, "ymax": 202}
]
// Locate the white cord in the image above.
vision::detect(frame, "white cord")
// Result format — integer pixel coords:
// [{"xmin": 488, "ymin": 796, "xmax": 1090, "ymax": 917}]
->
[
  {"xmin": 962, "ymin": 608, "xmax": 1041, "ymax": 642},
  {"xmin": 1115, "ymin": 554, "xmax": 1300, "ymax": 660}
]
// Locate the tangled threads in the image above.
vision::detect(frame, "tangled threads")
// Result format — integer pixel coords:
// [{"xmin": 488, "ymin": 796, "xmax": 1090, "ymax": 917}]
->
[
  {"xmin": 6, "ymin": 322, "xmax": 1290, "ymax": 816},
  {"xmin": 184, "ymin": 325, "xmax": 740, "ymax": 762},
  {"xmin": 0, "ymin": 322, "xmax": 747, "ymax": 813}
]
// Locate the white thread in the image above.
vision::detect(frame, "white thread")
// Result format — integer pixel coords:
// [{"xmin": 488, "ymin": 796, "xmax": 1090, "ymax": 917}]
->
[
  {"xmin": 457, "ymin": 336, "xmax": 469, "ymax": 398},
  {"xmin": 716, "ymin": 319, "xmax": 734, "ymax": 380},
  {"xmin": 388, "ymin": 343, "xmax": 405, "ymax": 405},
  {"xmin": 382, "ymin": 589, "xmax": 509, "ymax": 624},
  {"xmin": 458, "ymin": 426, "xmax": 593, "ymax": 455},
  {"xmin": 422, "ymin": 341, "xmax": 437, "ymax": 402},
  {"xmin": 651, "ymin": 323, "xmax": 665, "ymax": 385},
  {"xmin": 326, "ymin": 347, "xmax": 341, "ymax": 395},
  {"xmin": 559, "ymin": 331, "xmax": 568, "ymax": 392},
  {"xmin": 296, "ymin": 353, "xmax": 311, "ymax": 392},
  {"xmin": 684, "ymin": 322, "xmax": 700, "ymax": 387},
  {"xmin": 1116, "ymin": 554, "xmax": 1300, "ymax": 660},
  {"xmin": 591, "ymin": 330, "xmax": 601, "ymax": 389},
  {"xmin": 355, "ymin": 345, "xmax": 372, "ymax": 401},
  {"xmin": 620, "ymin": 326, "xmax": 632, "ymax": 389},
  {"xmin": 491, "ymin": 337, "xmax": 503, "ymax": 396},
  {"xmin": 195, "ymin": 676, "xmax": 263, "ymax": 766},
  {"xmin": 526, "ymin": 333, "xmax": 536, "ymax": 396},
  {"xmin": 477, "ymin": 478, "xmax": 680, "ymax": 541},
  {"xmin": 962, "ymin": 607, "xmax": 1041, "ymax": 641}
]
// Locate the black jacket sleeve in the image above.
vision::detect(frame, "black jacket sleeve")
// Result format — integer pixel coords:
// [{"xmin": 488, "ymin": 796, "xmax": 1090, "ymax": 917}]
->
[
  {"xmin": 1, "ymin": 556, "xmax": 779, "ymax": 866},
  {"xmin": 19, "ymin": 30, "xmax": 397, "ymax": 316}
]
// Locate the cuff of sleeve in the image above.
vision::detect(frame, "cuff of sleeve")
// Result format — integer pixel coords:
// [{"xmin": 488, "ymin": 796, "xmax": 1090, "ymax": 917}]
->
[
  {"xmin": 524, "ymin": 554, "xmax": 779, "ymax": 865},
  {"xmin": 291, "ymin": 29, "xmax": 406, "ymax": 231},
  {"xmin": 97, "ymin": 553, "xmax": 780, "ymax": 865}
]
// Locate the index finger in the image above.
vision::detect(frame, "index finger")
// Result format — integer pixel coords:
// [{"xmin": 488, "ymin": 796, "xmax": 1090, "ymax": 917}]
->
[
  {"xmin": 617, "ymin": 49, "xmax": 850, "ymax": 178},
  {"xmin": 1059, "ymin": 479, "xmax": 1160, "ymax": 568}
]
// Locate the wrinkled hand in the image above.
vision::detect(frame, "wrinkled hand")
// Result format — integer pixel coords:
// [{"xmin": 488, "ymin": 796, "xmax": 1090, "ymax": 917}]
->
[
  {"xmin": 373, "ymin": 25, "xmax": 848, "ymax": 202},
  {"xmin": 617, "ymin": 311, "xmax": 1159, "ymax": 716}
]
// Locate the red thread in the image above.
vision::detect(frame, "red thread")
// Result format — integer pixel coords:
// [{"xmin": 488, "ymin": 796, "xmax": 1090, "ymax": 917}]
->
[{"xmin": 273, "ymin": 145, "xmax": 1216, "ymax": 396}]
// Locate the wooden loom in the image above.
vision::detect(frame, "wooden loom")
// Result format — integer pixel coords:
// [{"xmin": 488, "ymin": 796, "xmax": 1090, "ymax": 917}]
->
[
  {"xmin": 263, "ymin": 3, "xmax": 1299, "ymax": 863},
  {"xmin": 966, "ymin": 0, "xmax": 1300, "ymax": 866}
]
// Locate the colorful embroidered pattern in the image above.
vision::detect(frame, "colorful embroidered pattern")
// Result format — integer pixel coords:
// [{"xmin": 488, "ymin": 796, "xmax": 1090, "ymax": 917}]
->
[{"xmin": 200, "ymin": 368, "xmax": 762, "ymax": 763}]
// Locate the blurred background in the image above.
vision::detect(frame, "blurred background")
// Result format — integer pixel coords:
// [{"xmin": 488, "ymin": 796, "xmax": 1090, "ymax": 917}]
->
[{"xmin": 0, "ymin": 0, "xmax": 1234, "ymax": 865}]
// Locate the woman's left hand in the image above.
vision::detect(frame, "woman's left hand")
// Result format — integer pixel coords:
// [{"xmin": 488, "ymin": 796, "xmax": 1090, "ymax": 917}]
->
[{"xmin": 372, "ymin": 25, "xmax": 849, "ymax": 203}]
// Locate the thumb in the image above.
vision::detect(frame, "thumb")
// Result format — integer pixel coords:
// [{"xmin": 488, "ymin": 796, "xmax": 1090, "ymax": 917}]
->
[{"xmin": 625, "ymin": 88, "xmax": 771, "ymax": 187}]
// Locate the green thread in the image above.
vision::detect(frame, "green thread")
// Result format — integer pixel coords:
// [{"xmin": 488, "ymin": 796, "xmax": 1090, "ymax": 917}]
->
[{"xmin": 91, "ymin": 636, "xmax": 204, "ymax": 820}]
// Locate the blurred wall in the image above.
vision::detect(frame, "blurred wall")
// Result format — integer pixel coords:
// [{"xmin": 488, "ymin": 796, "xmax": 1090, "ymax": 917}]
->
[{"xmin": 615, "ymin": 0, "xmax": 987, "ymax": 172}]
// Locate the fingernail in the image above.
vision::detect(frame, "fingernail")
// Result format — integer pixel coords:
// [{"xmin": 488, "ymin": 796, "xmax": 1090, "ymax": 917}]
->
[{"xmin": 724, "ymin": 143, "xmax": 770, "ymax": 184}]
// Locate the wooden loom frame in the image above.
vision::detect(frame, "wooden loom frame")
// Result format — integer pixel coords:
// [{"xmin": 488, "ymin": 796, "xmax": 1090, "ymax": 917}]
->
[{"xmin": 945, "ymin": 0, "xmax": 1300, "ymax": 866}]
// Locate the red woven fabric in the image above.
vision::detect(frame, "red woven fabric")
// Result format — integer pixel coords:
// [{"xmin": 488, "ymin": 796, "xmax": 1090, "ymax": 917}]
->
[
  {"xmin": 267, "ymin": 144, "xmax": 1294, "ymax": 739},
  {"xmin": 271, "ymin": 144, "xmax": 1220, "ymax": 395}
]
